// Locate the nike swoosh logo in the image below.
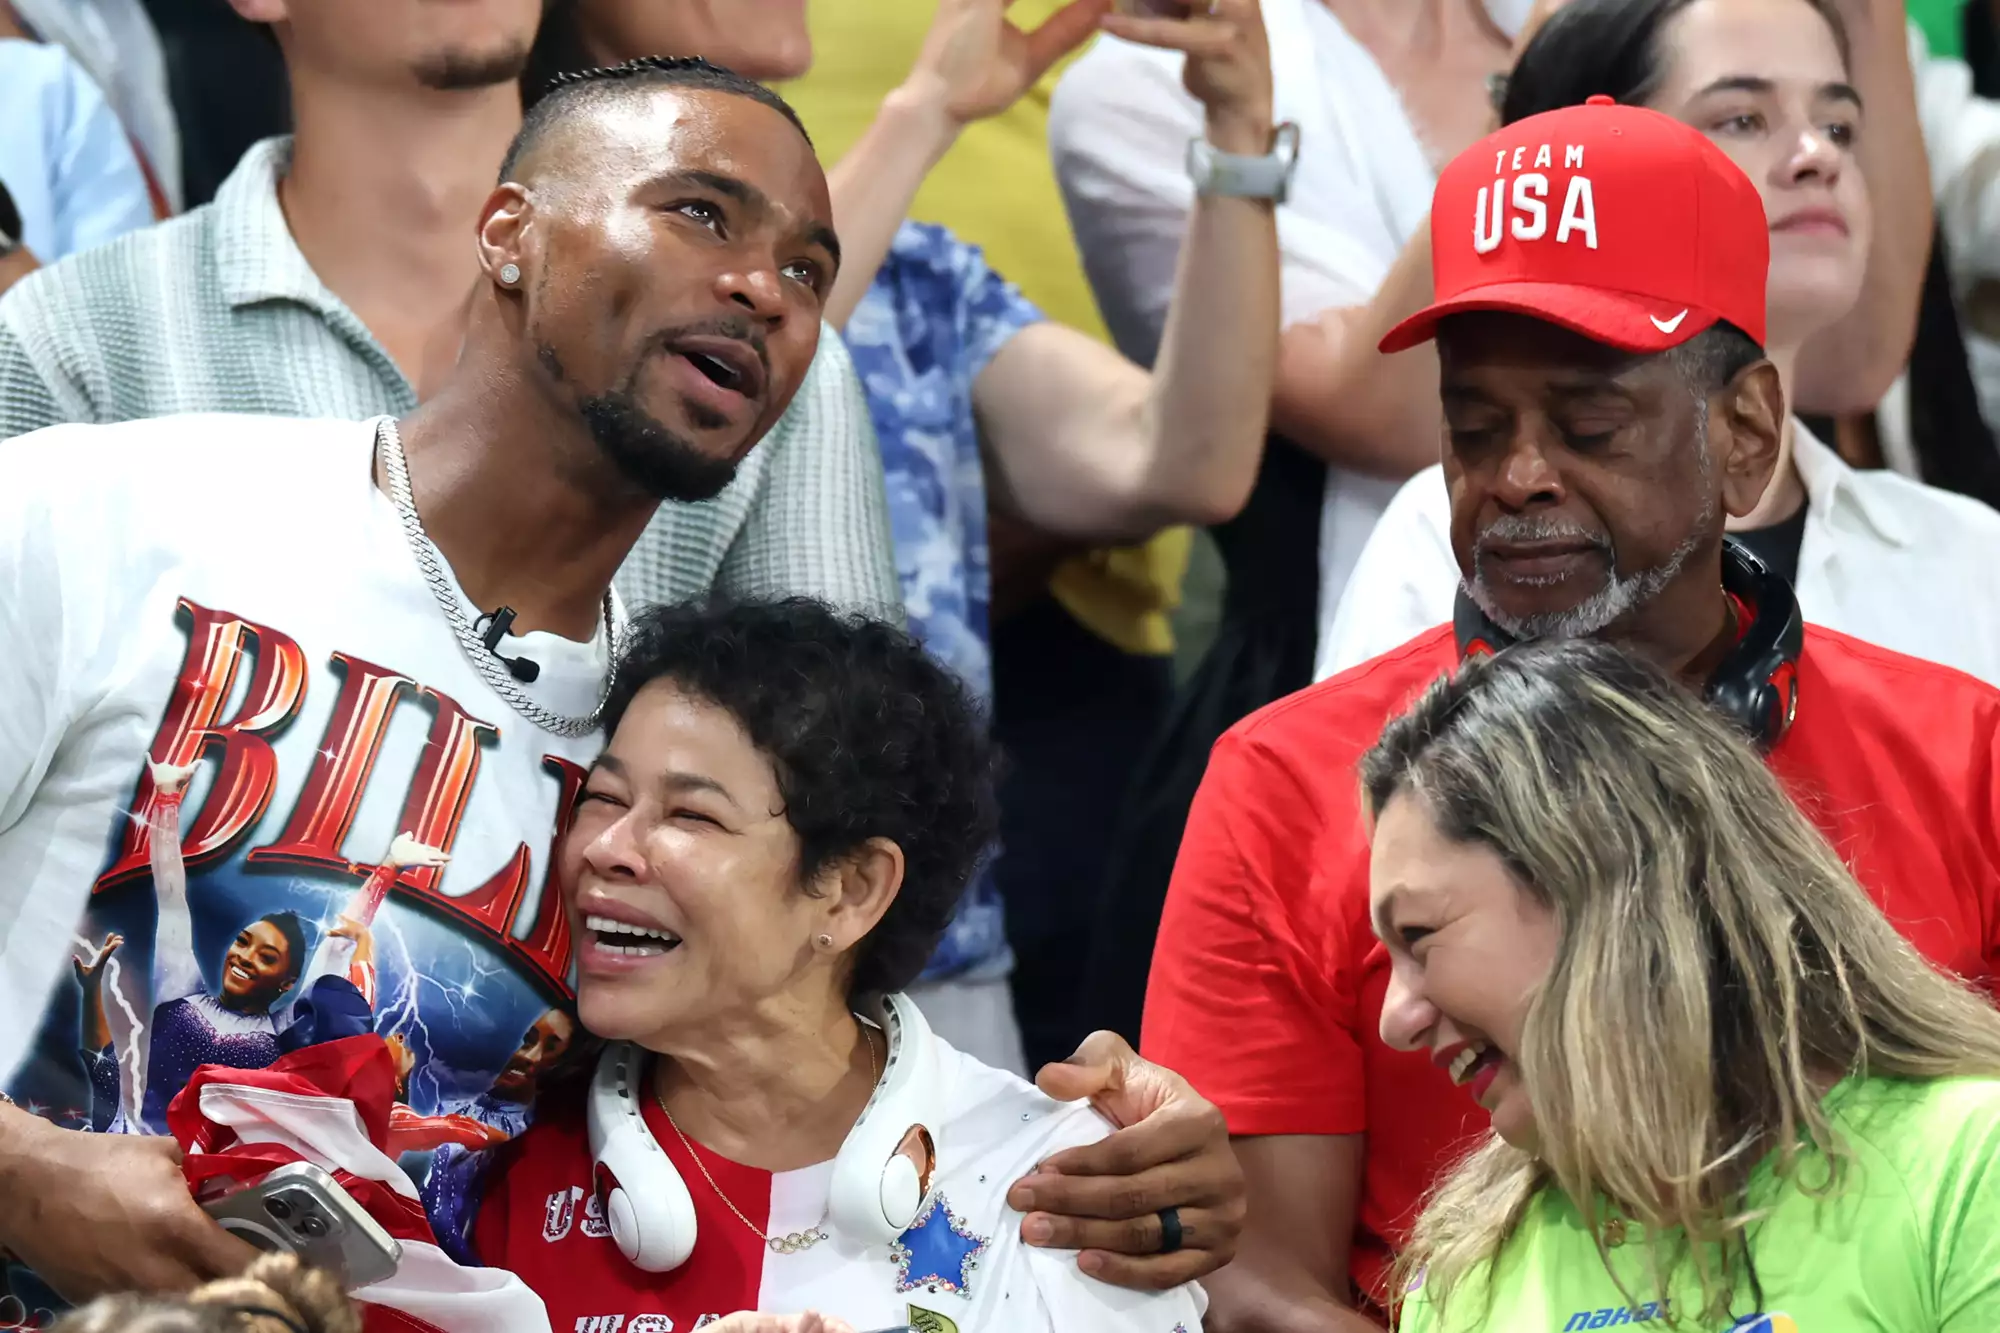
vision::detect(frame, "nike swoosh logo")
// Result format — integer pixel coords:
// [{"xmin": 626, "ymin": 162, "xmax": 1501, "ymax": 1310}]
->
[{"xmin": 1651, "ymin": 309, "xmax": 1689, "ymax": 334}]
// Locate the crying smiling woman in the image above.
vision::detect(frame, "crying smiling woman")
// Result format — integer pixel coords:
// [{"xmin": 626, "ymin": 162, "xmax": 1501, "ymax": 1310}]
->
[{"xmin": 1366, "ymin": 639, "xmax": 2000, "ymax": 1333}]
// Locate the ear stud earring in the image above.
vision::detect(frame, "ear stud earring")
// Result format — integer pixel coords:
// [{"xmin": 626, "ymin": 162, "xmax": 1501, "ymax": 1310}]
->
[
  {"xmin": 816, "ymin": 934, "xmax": 834, "ymax": 949},
  {"xmin": 499, "ymin": 262, "xmax": 521, "ymax": 285}
]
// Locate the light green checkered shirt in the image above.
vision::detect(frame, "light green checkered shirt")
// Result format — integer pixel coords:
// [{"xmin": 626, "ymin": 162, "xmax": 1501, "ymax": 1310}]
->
[{"xmin": 0, "ymin": 136, "xmax": 901, "ymax": 619}]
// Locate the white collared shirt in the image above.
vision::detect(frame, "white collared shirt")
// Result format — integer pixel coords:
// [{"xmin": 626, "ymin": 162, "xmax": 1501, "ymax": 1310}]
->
[{"xmin": 1314, "ymin": 421, "xmax": 2000, "ymax": 686}]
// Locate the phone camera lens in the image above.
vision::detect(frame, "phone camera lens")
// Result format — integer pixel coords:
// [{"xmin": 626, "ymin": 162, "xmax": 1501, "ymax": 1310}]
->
[
  {"xmin": 298, "ymin": 1214, "xmax": 330, "ymax": 1239},
  {"xmin": 264, "ymin": 1197, "xmax": 293, "ymax": 1221}
]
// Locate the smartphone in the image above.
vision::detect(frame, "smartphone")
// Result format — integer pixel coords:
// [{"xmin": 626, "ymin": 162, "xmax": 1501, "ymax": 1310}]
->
[
  {"xmin": 1112, "ymin": 0, "xmax": 1195, "ymax": 15},
  {"xmin": 198, "ymin": 1162, "xmax": 402, "ymax": 1290}
]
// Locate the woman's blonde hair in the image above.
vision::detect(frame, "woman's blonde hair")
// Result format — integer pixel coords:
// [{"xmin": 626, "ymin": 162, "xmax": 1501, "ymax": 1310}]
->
[
  {"xmin": 52, "ymin": 1253, "xmax": 359, "ymax": 1333},
  {"xmin": 1361, "ymin": 639, "xmax": 2000, "ymax": 1326}
]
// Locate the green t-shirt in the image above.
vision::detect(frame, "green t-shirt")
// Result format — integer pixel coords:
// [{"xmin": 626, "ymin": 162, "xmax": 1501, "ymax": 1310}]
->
[{"xmin": 1397, "ymin": 1076, "xmax": 2000, "ymax": 1332}]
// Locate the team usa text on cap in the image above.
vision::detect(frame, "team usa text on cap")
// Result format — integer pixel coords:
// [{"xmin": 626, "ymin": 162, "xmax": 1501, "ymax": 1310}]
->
[{"xmin": 1475, "ymin": 141, "xmax": 1598, "ymax": 254}]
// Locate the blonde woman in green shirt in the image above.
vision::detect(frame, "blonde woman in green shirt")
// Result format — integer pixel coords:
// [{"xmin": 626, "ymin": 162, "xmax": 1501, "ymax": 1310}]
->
[{"xmin": 1363, "ymin": 639, "xmax": 2000, "ymax": 1333}]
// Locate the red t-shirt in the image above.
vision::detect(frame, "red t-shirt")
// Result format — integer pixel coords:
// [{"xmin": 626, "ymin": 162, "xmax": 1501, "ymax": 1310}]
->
[{"xmin": 1143, "ymin": 623, "xmax": 2000, "ymax": 1304}]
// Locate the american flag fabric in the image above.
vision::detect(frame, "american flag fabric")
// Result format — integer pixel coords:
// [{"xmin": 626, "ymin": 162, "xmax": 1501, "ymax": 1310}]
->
[{"xmin": 168, "ymin": 1034, "xmax": 551, "ymax": 1333}]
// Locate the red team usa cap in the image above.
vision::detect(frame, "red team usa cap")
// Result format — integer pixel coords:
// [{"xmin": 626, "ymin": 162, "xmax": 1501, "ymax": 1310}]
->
[{"xmin": 1382, "ymin": 96, "xmax": 1769, "ymax": 354}]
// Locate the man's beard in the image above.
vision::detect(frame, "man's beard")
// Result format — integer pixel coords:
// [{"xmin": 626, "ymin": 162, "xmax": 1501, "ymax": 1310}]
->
[
  {"xmin": 1468, "ymin": 416, "xmax": 1721, "ymax": 641},
  {"xmin": 539, "ymin": 344, "xmax": 742, "ymax": 503},
  {"xmin": 578, "ymin": 387, "xmax": 741, "ymax": 503},
  {"xmin": 412, "ymin": 39, "xmax": 532, "ymax": 92},
  {"xmin": 1465, "ymin": 520, "xmax": 1702, "ymax": 641},
  {"xmin": 1467, "ymin": 485, "xmax": 1716, "ymax": 641}
]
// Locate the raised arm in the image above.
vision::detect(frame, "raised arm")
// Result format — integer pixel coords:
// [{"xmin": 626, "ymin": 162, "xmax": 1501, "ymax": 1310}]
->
[
  {"xmin": 145, "ymin": 762, "xmax": 205, "ymax": 1005},
  {"xmin": 72, "ymin": 934, "xmax": 126, "ymax": 1057},
  {"xmin": 972, "ymin": 0, "xmax": 1279, "ymax": 542},
  {"xmin": 1267, "ymin": 222, "xmax": 1442, "ymax": 478},
  {"xmin": 822, "ymin": 0, "xmax": 1110, "ymax": 329},
  {"xmin": 1050, "ymin": 27, "xmax": 1442, "ymax": 480},
  {"xmin": 1794, "ymin": 0, "xmax": 1934, "ymax": 414}
]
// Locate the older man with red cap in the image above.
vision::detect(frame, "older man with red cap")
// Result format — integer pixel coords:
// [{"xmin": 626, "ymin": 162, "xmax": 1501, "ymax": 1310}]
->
[{"xmin": 1143, "ymin": 97, "xmax": 2000, "ymax": 1332}]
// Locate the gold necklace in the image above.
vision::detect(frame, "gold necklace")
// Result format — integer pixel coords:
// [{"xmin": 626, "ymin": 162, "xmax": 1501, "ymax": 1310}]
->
[{"xmin": 653, "ymin": 1025, "xmax": 881, "ymax": 1255}]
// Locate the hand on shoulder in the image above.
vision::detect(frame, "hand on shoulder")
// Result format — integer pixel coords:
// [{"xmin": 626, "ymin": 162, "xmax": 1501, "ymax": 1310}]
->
[{"xmin": 1005, "ymin": 1030, "xmax": 1246, "ymax": 1289}]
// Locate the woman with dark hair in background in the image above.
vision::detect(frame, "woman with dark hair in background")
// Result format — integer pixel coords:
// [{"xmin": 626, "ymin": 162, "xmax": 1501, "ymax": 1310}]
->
[
  {"xmin": 1371, "ymin": 639, "xmax": 2000, "ymax": 1330},
  {"xmin": 1321, "ymin": 0, "xmax": 2000, "ymax": 689},
  {"xmin": 473, "ymin": 600, "xmax": 1210, "ymax": 1331}
]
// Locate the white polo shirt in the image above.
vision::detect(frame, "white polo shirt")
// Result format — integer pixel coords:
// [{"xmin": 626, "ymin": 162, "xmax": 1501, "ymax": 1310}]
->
[{"xmin": 1315, "ymin": 421, "xmax": 2000, "ymax": 686}]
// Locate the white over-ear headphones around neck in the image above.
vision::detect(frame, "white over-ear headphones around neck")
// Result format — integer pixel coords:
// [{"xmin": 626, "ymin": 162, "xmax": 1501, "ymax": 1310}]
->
[{"xmin": 586, "ymin": 992, "xmax": 944, "ymax": 1272}]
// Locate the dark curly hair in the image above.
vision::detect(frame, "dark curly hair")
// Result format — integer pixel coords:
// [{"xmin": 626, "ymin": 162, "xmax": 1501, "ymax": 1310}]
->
[
  {"xmin": 501, "ymin": 54, "xmax": 810, "ymax": 181},
  {"xmin": 601, "ymin": 599, "xmax": 999, "ymax": 998}
]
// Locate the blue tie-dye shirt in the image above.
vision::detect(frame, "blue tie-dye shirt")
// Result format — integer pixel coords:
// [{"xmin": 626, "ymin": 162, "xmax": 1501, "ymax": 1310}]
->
[{"xmin": 844, "ymin": 222, "xmax": 1045, "ymax": 981}]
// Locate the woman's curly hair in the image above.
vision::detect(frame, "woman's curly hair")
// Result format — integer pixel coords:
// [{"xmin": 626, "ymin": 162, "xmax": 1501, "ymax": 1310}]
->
[{"xmin": 601, "ymin": 598, "xmax": 1000, "ymax": 997}]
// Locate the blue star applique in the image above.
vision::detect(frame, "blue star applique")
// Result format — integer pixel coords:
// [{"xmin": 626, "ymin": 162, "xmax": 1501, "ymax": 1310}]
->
[{"xmin": 890, "ymin": 1193, "xmax": 989, "ymax": 1298}]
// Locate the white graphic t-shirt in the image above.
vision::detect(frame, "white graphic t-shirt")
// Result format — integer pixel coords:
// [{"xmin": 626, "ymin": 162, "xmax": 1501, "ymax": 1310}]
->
[
  {"xmin": 0, "ymin": 415, "xmax": 605, "ymax": 1229},
  {"xmin": 478, "ymin": 1037, "xmax": 1208, "ymax": 1332}
]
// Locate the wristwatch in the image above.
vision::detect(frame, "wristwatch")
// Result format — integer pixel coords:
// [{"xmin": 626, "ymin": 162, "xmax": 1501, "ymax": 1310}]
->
[{"xmin": 1186, "ymin": 122, "xmax": 1301, "ymax": 205}]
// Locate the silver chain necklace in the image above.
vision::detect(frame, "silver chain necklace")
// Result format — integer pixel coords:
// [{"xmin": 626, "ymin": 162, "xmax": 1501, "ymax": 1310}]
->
[{"xmin": 375, "ymin": 417, "xmax": 623, "ymax": 739}]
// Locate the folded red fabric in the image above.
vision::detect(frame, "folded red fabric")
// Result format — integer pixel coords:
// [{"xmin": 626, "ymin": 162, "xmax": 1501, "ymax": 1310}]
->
[{"xmin": 167, "ymin": 1034, "xmax": 552, "ymax": 1333}]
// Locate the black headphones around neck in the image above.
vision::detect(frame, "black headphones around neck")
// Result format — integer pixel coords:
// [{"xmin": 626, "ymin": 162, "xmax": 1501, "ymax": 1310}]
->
[{"xmin": 1453, "ymin": 540, "xmax": 1804, "ymax": 749}]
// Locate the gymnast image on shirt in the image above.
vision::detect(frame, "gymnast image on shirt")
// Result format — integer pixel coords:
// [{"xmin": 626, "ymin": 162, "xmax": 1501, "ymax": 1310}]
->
[{"xmin": 75, "ymin": 760, "xmax": 452, "ymax": 1133}]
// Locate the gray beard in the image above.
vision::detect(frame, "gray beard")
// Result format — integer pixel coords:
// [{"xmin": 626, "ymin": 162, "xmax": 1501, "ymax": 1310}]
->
[
  {"xmin": 1470, "ymin": 407, "xmax": 1718, "ymax": 640},
  {"xmin": 1465, "ymin": 524, "xmax": 1703, "ymax": 640}
]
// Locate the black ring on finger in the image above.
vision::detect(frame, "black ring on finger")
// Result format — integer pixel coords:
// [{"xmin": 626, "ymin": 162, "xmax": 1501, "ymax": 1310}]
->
[{"xmin": 1157, "ymin": 1206, "xmax": 1184, "ymax": 1255}]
